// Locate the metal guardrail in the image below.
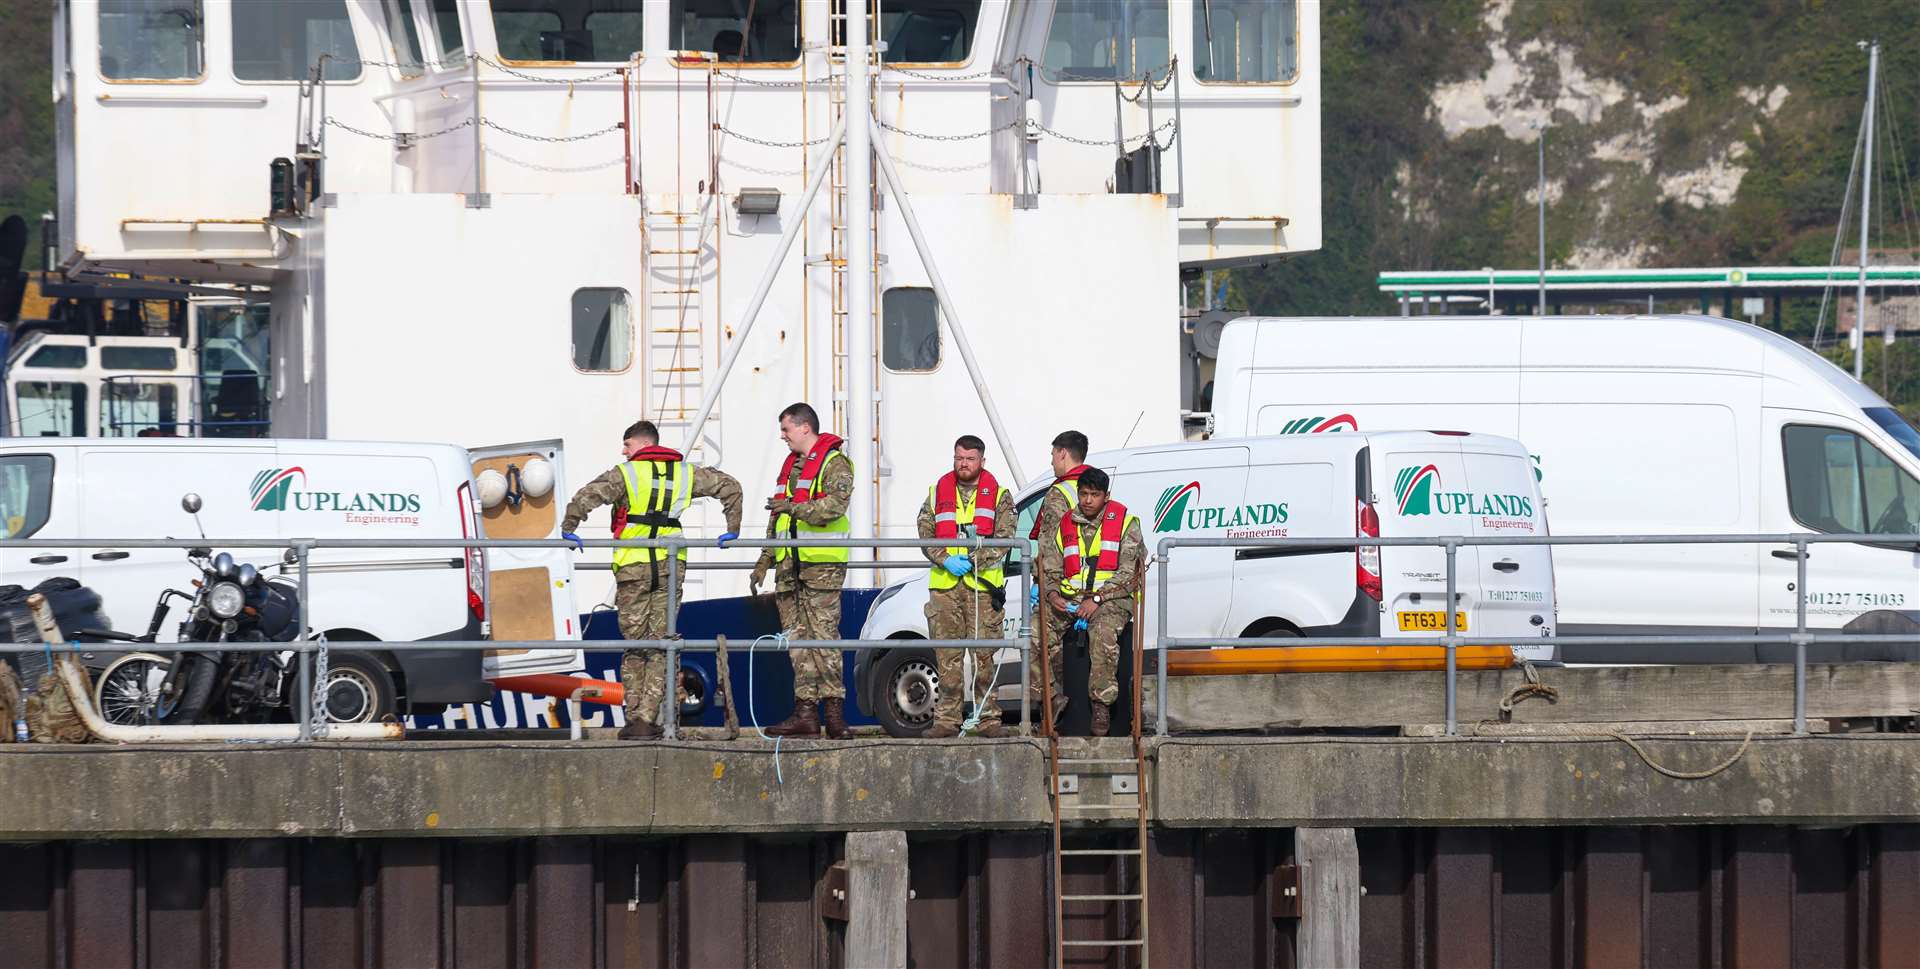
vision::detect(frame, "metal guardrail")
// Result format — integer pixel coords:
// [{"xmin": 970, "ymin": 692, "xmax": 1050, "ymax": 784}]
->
[
  {"xmin": 1153, "ymin": 531, "xmax": 1920, "ymax": 738},
  {"xmin": 0, "ymin": 535, "xmax": 1030, "ymax": 742}
]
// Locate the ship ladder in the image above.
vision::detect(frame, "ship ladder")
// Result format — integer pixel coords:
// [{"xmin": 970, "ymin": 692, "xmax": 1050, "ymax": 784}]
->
[{"xmin": 1044, "ymin": 585, "xmax": 1152, "ymax": 967}]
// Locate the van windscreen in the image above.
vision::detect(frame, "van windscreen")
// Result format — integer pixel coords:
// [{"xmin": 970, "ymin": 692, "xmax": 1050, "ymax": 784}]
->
[{"xmin": 1866, "ymin": 407, "xmax": 1920, "ymax": 462}]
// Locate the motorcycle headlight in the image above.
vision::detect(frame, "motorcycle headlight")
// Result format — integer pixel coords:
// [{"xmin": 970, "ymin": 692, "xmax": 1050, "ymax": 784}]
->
[{"xmin": 209, "ymin": 581, "xmax": 247, "ymax": 619}]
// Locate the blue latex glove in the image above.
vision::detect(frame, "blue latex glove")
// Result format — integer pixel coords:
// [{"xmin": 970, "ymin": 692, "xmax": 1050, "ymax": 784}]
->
[
  {"xmin": 561, "ymin": 531, "xmax": 584, "ymax": 551},
  {"xmin": 1065, "ymin": 600, "xmax": 1080, "ymax": 615},
  {"xmin": 1073, "ymin": 618, "xmax": 1090, "ymax": 631},
  {"xmin": 1028, "ymin": 585, "xmax": 1040, "ymax": 608},
  {"xmin": 943, "ymin": 554, "xmax": 974, "ymax": 577},
  {"xmin": 716, "ymin": 531, "xmax": 739, "ymax": 548}
]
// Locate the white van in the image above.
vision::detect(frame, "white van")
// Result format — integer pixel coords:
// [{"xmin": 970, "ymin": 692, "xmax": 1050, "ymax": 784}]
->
[
  {"xmin": 855, "ymin": 431, "xmax": 1557, "ymax": 735},
  {"xmin": 0, "ymin": 437, "xmax": 582, "ymax": 714},
  {"xmin": 1211, "ymin": 314, "xmax": 1920, "ymax": 661}
]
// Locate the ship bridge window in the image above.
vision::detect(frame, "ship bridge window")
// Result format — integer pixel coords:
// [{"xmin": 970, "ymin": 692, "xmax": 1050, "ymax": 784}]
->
[
  {"xmin": 23, "ymin": 346, "xmax": 86, "ymax": 369},
  {"xmin": 99, "ymin": 0, "xmax": 204, "ymax": 81},
  {"xmin": 671, "ymin": 0, "xmax": 801, "ymax": 64},
  {"xmin": 572, "ymin": 288, "xmax": 633, "ymax": 373},
  {"xmin": 882, "ymin": 288, "xmax": 940, "ymax": 372},
  {"xmin": 1192, "ymin": 0, "xmax": 1297, "ymax": 84},
  {"xmin": 233, "ymin": 0, "xmax": 361, "ymax": 81},
  {"xmin": 881, "ymin": 2, "xmax": 979, "ymax": 64},
  {"xmin": 494, "ymin": 1, "xmax": 645, "ymax": 63},
  {"xmin": 1042, "ymin": 0, "xmax": 1168, "ymax": 81},
  {"xmin": 100, "ymin": 346, "xmax": 179, "ymax": 371},
  {"xmin": 102, "ymin": 382, "xmax": 182, "ymax": 437},
  {"xmin": 13, "ymin": 383, "xmax": 87, "ymax": 438}
]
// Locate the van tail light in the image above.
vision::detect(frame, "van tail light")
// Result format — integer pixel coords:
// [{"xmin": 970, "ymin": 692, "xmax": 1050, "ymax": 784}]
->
[
  {"xmin": 457, "ymin": 481, "xmax": 487, "ymax": 623},
  {"xmin": 1356, "ymin": 498, "xmax": 1383, "ymax": 601}
]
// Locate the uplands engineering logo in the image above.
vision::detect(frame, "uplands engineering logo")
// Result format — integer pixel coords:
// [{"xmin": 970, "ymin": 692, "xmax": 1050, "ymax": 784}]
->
[
  {"xmin": 1277, "ymin": 413, "xmax": 1359, "ymax": 435},
  {"xmin": 1392, "ymin": 464, "xmax": 1535, "ymax": 521},
  {"xmin": 1153, "ymin": 481, "xmax": 1290, "ymax": 537},
  {"xmin": 250, "ymin": 467, "xmax": 424, "ymax": 525}
]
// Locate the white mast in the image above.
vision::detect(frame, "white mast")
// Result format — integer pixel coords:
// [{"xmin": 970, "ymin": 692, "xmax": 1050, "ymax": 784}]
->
[
  {"xmin": 1855, "ymin": 39, "xmax": 1879, "ymax": 380},
  {"xmin": 845, "ymin": 0, "xmax": 878, "ymax": 544}
]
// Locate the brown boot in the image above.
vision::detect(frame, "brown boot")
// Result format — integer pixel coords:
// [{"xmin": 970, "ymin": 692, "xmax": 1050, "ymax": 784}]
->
[
  {"xmin": 925, "ymin": 721, "xmax": 961, "ymax": 738},
  {"xmin": 973, "ymin": 720, "xmax": 1008, "ymax": 739},
  {"xmin": 766, "ymin": 699, "xmax": 821, "ymax": 737},
  {"xmin": 1090, "ymin": 703, "xmax": 1111, "ymax": 738},
  {"xmin": 822, "ymin": 698, "xmax": 850, "ymax": 739},
  {"xmin": 618, "ymin": 719, "xmax": 663, "ymax": 741}
]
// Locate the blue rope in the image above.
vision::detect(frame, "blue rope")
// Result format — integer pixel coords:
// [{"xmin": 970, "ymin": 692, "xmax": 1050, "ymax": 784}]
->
[{"xmin": 749, "ymin": 632, "xmax": 786, "ymax": 783}]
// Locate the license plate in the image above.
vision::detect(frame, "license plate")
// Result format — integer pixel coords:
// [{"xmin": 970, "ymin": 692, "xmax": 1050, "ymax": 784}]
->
[{"xmin": 1397, "ymin": 611, "xmax": 1468, "ymax": 632}]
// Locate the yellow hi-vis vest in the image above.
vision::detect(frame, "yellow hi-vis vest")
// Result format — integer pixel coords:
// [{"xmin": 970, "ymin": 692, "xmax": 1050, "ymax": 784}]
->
[
  {"xmin": 926, "ymin": 484, "xmax": 1005, "ymax": 593},
  {"xmin": 773, "ymin": 450, "xmax": 852, "ymax": 564},
  {"xmin": 615, "ymin": 459, "xmax": 692, "ymax": 569},
  {"xmin": 1055, "ymin": 507, "xmax": 1140, "ymax": 597}
]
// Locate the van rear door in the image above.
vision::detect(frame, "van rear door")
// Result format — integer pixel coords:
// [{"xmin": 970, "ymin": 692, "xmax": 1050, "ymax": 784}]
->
[
  {"xmin": 1458, "ymin": 441, "xmax": 1556, "ymax": 661},
  {"xmin": 469, "ymin": 441, "xmax": 583, "ymax": 677},
  {"xmin": 1372, "ymin": 436, "xmax": 1481, "ymax": 641}
]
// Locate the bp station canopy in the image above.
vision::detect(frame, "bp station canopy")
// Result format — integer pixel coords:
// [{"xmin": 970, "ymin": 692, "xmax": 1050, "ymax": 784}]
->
[{"xmin": 1377, "ymin": 266, "xmax": 1920, "ymax": 317}]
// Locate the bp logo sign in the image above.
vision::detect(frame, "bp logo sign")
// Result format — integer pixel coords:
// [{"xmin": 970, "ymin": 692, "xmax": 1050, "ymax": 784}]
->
[
  {"xmin": 250, "ymin": 467, "xmax": 306, "ymax": 511},
  {"xmin": 1277, "ymin": 413, "xmax": 1359, "ymax": 435},
  {"xmin": 1394, "ymin": 464, "xmax": 1441, "ymax": 516},
  {"xmin": 1153, "ymin": 481, "xmax": 1290, "ymax": 535}
]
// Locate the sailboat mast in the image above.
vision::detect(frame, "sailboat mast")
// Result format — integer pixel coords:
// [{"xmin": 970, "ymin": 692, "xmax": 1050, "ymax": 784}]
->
[{"xmin": 1855, "ymin": 39, "xmax": 1879, "ymax": 381}]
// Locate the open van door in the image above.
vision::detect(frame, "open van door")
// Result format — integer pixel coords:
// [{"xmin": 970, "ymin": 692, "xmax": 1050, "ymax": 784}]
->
[{"xmin": 469, "ymin": 440, "xmax": 583, "ymax": 678}]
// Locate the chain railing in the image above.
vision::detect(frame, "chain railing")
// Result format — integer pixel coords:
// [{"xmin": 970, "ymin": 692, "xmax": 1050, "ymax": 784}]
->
[
  {"xmin": 0, "ymin": 535, "xmax": 1029, "ymax": 743},
  {"xmin": 1151, "ymin": 531, "xmax": 1920, "ymax": 738}
]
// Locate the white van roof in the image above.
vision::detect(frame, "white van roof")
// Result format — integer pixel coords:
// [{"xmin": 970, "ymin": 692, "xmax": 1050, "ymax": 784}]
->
[
  {"xmin": 4, "ymin": 437, "xmax": 470, "ymax": 457},
  {"xmin": 1222, "ymin": 314, "xmax": 1893, "ymax": 414},
  {"xmin": 1044, "ymin": 430, "xmax": 1529, "ymax": 494}
]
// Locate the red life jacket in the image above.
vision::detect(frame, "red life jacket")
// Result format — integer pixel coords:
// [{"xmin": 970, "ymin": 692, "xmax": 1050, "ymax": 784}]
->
[
  {"xmin": 774, "ymin": 433, "xmax": 846, "ymax": 501},
  {"xmin": 611, "ymin": 445, "xmax": 685, "ymax": 535},
  {"xmin": 1030, "ymin": 464, "xmax": 1091, "ymax": 539},
  {"xmin": 1058, "ymin": 499, "xmax": 1129, "ymax": 585},
  {"xmin": 933, "ymin": 469, "xmax": 999, "ymax": 539}
]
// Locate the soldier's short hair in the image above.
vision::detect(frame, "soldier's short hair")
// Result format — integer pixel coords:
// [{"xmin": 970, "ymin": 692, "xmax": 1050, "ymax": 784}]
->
[
  {"xmin": 1052, "ymin": 430, "xmax": 1089, "ymax": 462},
  {"xmin": 779, "ymin": 402, "xmax": 820, "ymax": 433},
  {"xmin": 953, "ymin": 434, "xmax": 986, "ymax": 454},
  {"xmin": 623, "ymin": 420, "xmax": 659, "ymax": 444},
  {"xmin": 1079, "ymin": 467, "xmax": 1110, "ymax": 493}
]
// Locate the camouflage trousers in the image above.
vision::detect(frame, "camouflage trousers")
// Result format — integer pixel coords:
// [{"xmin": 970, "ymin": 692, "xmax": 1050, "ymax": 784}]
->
[
  {"xmin": 1030, "ymin": 599, "xmax": 1128, "ymax": 708},
  {"xmin": 777, "ymin": 565, "xmax": 845, "ymax": 701},
  {"xmin": 615, "ymin": 571, "xmax": 681, "ymax": 727},
  {"xmin": 925, "ymin": 584, "xmax": 1005, "ymax": 727}
]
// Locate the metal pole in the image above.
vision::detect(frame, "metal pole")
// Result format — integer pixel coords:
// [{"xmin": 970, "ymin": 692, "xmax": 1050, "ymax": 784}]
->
[
  {"xmin": 846, "ymin": 0, "xmax": 878, "ymax": 558},
  {"xmin": 1171, "ymin": 56, "xmax": 1185, "ymax": 207},
  {"xmin": 1019, "ymin": 563, "xmax": 1032, "ymax": 738},
  {"xmin": 868, "ymin": 118, "xmax": 1029, "ymax": 484},
  {"xmin": 1536, "ymin": 125, "xmax": 1547, "ymax": 316},
  {"xmin": 679, "ymin": 118, "xmax": 848, "ymax": 453},
  {"xmin": 470, "ymin": 54, "xmax": 484, "ymax": 196},
  {"xmin": 1156, "ymin": 545, "xmax": 1170, "ymax": 736},
  {"xmin": 665, "ymin": 543, "xmax": 681, "ymax": 739},
  {"xmin": 1444, "ymin": 541, "xmax": 1458, "ymax": 736},
  {"xmin": 1485, "ymin": 266, "xmax": 1495, "ymax": 316},
  {"xmin": 1855, "ymin": 40, "xmax": 1880, "ymax": 381},
  {"xmin": 295, "ymin": 541, "xmax": 314, "ymax": 742},
  {"xmin": 1794, "ymin": 537, "xmax": 1809, "ymax": 735}
]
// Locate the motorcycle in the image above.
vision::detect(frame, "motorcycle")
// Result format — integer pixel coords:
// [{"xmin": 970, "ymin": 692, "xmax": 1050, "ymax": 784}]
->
[{"xmin": 83, "ymin": 494, "xmax": 393, "ymax": 727}]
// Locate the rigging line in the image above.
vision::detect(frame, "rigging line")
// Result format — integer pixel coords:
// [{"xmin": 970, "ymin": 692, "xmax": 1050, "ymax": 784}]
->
[
  {"xmin": 1814, "ymin": 102, "xmax": 1870, "ymax": 350},
  {"xmin": 1876, "ymin": 77, "xmax": 1920, "ymax": 363}
]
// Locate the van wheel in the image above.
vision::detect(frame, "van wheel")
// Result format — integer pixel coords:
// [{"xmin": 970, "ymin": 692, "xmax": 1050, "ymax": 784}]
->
[
  {"xmin": 871, "ymin": 646, "xmax": 939, "ymax": 738},
  {"xmin": 1241, "ymin": 619, "xmax": 1301, "ymax": 641},
  {"xmin": 320, "ymin": 653, "xmax": 398, "ymax": 724}
]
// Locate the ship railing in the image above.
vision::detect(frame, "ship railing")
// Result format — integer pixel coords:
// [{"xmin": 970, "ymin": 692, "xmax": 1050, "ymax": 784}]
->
[
  {"xmin": 1155, "ymin": 532, "xmax": 1920, "ymax": 739},
  {"xmin": 0, "ymin": 535, "xmax": 1028, "ymax": 742}
]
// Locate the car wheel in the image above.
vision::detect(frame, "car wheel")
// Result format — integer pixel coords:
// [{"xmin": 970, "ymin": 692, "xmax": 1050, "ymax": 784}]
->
[
  {"xmin": 320, "ymin": 652, "xmax": 398, "ymax": 724},
  {"xmin": 870, "ymin": 646, "xmax": 939, "ymax": 738}
]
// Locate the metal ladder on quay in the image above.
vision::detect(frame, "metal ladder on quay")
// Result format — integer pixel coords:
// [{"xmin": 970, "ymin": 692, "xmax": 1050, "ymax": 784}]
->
[{"xmin": 1044, "ymin": 594, "xmax": 1152, "ymax": 967}]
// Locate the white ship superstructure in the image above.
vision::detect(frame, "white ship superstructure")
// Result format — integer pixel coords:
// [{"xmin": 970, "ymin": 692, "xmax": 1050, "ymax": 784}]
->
[{"xmin": 44, "ymin": 0, "xmax": 1320, "ymax": 597}]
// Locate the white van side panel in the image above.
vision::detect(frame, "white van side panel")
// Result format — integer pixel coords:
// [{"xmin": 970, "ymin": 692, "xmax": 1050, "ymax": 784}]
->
[
  {"xmin": 1226, "ymin": 457, "xmax": 1350, "ymax": 635},
  {"xmin": 1115, "ymin": 445, "xmax": 1249, "ymax": 642}
]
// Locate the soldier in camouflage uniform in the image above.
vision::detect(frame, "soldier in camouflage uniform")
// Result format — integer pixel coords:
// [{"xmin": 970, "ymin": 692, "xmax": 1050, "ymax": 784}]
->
[
  {"xmin": 1027, "ymin": 430, "xmax": 1092, "ymax": 725},
  {"xmin": 917, "ymin": 435, "xmax": 1018, "ymax": 738},
  {"xmin": 751, "ymin": 402, "xmax": 855, "ymax": 739},
  {"xmin": 562, "ymin": 420, "xmax": 743, "ymax": 740},
  {"xmin": 1036, "ymin": 466, "xmax": 1145, "ymax": 737}
]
